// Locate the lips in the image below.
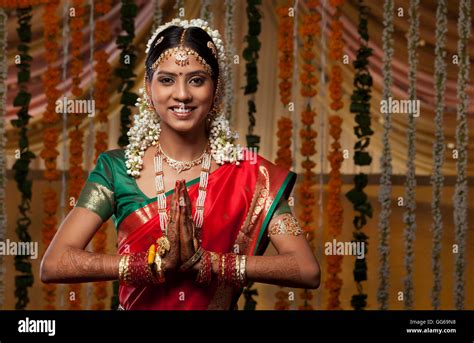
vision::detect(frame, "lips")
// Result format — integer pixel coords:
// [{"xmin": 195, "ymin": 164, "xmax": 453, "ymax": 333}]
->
[{"xmin": 169, "ymin": 105, "xmax": 196, "ymax": 118}]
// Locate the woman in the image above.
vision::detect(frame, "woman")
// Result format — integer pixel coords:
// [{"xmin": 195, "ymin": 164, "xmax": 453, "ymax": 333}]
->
[{"xmin": 41, "ymin": 18, "xmax": 320, "ymax": 310}]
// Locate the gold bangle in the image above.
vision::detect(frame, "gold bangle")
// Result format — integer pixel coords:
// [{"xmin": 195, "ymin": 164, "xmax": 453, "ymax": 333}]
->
[
  {"xmin": 120, "ymin": 255, "xmax": 130, "ymax": 284},
  {"xmin": 118, "ymin": 255, "xmax": 126, "ymax": 282},
  {"xmin": 240, "ymin": 255, "xmax": 247, "ymax": 285},
  {"xmin": 154, "ymin": 253, "xmax": 166, "ymax": 284},
  {"xmin": 180, "ymin": 247, "xmax": 205, "ymax": 272}
]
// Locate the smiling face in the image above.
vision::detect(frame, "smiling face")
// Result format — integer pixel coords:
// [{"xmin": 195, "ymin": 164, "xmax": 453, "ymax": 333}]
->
[{"xmin": 146, "ymin": 54, "xmax": 215, "ymax": 135}]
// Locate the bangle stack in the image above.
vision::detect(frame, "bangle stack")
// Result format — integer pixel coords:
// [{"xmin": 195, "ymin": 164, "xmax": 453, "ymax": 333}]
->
[
  {"xmin": 119, "ymin": 251, "xmax": 156, "ymax": 286},
  {"xmin": 196, "ymin": 251, "xmax": 247, "ymax": 288},
  {"xmin": 118, "ymin": 240, "xmax": 169, "ymax": 286}
]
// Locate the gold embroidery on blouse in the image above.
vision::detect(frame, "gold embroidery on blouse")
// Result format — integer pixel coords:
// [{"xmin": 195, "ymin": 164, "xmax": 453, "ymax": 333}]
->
[{"xmin": 268, "ymin": 213, "xmax": 304, "ymax": 237}]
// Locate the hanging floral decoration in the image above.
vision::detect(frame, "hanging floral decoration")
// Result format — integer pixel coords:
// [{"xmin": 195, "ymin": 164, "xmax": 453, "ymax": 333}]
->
[
  {"xmin": 430, "ymin": 0, "xmax": 447, "ymax": 310},
  {"xmin": 297, "ymin": 0, "xmax": 320, "ymax": 311},
  {"xmin": 325, "ymin": 0, "xmax": 345, "ymax": 310},
  {"xmin": 200, "ymin": 0, "xmax": 213, "ymax": 24},
  {"xmin": 39, "ymin": 0, "xmax": 61, "ymax": 310},
  {"xmin": 274, "ymin": 1, "xmax": 294, "ymax": 311},
  {"xmin": 11, "ymin": 6, "xmax": 35, "ymax": 310},
  {"xmin": 90, "ymin": 0, "xmax": 113, "ymax": 310},
  {"xmin": 402, "ymin": 0, "xmax": 419, "ymax": 310},
  {"xmin": 152, "ymin": 0, "xmax": 162, "ymax": 32},
  {"xmin": 345, "ymin": 0, "xmax": 373, "ymax": 311},
  {"xmin": 0, "ymin": 0, "xmax": 48, "ymax": 7},
  {"xmin": 275, "ymin": 2, "xmax": 294, "ymax": 171},
  {"xmin": 224, "ymin": 0, "xmax": 236, "ymax": 121},
  {"xmin": 0, "ymin": 7, "xmax": 7, "ymax": 309},
  {"xmin": 242, "ymin": 0, "xmax": 263, "ymax": 310},
  {"xmin": 116, "ymin": 0, "xmax": 138, "ymax": 148},
  {"xmin": 377, "ymin": 0, "xmax": 394, "ymax": 310},
  {"xmin": 453, "ymin": 0, "xmax": 470, "ymax": 311},
  {"xmin": 242, "ymin": 0, "xmax": 262, "ymax": 151},
  {"xmin": 68, "ymin": 0, "xmax": 85, "ymax": 212}
]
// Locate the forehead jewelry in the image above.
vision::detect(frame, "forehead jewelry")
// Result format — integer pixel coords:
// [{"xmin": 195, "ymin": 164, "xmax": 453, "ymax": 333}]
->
[
  {"xmin": 150, "ymin": 29, "xmax": 214, "ymax": 76},
  {"xmin": 174, "ymin": 29, "xmax": 189, "ymax": 67}
]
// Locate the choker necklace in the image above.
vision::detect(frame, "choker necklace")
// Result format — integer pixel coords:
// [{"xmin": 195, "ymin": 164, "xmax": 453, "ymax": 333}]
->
[{"xmin": 157, "ymin": 142, "xmax": 209, "ymax": 174}]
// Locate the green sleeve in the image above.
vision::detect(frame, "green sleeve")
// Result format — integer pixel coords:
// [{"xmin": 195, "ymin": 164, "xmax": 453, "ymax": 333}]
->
[
  {"xmin": 75, "ymin": 153, "xmax": 115, "ymax": 222},
  {"xmin": 272, "ymin": 197, "xmax": 292, "ymax": 218}
]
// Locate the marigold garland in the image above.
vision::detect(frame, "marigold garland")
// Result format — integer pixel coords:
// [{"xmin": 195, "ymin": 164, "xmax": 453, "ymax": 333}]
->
[
  {"xmin": 275, "ymin": 1, "xmax": 293, "ymax": 171},
  {"xmin": 91, "ymin": 0, "xmax": 112, "ymax": 310},
  {"xmin": 0, "ymin": 0, "xmax": 48, "ymax": 7},
  {"xmin": 274, "ymin": 1, "xmax": 294, "ymax": 310},
  {"xmin": 297, "ymin": 0, "xmax": 320, "ymax": 311},
  {"xmin": 40, "ymin": 0, "xmax": 61, "ymax": 310},
  {"xmin": 0, "ymin": 7, "xmax": 7, "ymax": 309},
  {"xmin": 60, "ymin": 0, "xmax": 85, "ymax": 311},
  {"xmin": 325, "ymin": 0, "xmax": 344, "ymax": 310}
]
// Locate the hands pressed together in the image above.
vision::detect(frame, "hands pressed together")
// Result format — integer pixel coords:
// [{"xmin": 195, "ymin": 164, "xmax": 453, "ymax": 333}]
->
[
  {"xmin": 158, "ymin": 179, "xmax": 199, "ymax": 274},
  {"xmin": 118, "ymin": 180, "xmax": 248, "ymax": 288}
]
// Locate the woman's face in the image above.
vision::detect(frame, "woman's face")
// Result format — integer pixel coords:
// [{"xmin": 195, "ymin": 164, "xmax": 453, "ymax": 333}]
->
[{"xmin": 147, "ymin": 53, "xmax": 215, "ymax": 135}]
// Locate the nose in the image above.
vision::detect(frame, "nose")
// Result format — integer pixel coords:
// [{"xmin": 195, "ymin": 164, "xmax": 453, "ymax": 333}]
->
[{"xmin": 173, "ymin": 78, "xmax": 192, "ymax": 103}]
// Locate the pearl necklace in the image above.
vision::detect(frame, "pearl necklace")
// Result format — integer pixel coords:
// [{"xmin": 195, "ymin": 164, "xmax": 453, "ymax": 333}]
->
[
  {"xmin": 157, "ymin": 142, "xmax": 208, "ymax": 174},
  {"xmin": 154, "ymin": 142, "xmax": 211, "ymax": 243}
]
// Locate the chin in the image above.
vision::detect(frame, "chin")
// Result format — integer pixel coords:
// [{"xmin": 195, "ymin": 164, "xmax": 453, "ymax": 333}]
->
[{"xmin": 163, "ymin": 118, "xmax": 206, "ymax": 135}]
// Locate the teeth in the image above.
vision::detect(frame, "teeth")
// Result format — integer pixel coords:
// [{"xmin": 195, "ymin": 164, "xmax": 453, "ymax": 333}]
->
[{"xmin": 171, "ymin": 107, "xmax": 193, "ymax": 113}]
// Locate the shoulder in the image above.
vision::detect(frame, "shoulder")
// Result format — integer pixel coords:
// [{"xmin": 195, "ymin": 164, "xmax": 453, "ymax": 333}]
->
[
  {"xmin": 230, "ymin": 152, "xmax": 295, "ymax": 183},
  {"xmin": 99, "ymin": 148, "xmax": 125, "ymax": 161}
]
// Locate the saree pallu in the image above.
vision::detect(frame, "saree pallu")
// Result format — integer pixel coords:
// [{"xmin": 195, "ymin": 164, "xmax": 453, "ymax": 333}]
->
[{"xmin": 117, "ymin": 156, "xmax": 295, "ymax": 310}]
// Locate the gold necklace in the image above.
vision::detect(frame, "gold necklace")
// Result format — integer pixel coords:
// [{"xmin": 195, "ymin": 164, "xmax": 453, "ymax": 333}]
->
[{"xmin": 157, "ymin": 142, "xmax": 208, "ymax": 174}]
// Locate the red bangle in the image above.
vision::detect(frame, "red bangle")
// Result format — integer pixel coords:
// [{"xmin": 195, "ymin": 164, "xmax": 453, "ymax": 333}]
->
[{"xmin": 123, "ymin": 251, "xmax": 157, "ymax": 286}]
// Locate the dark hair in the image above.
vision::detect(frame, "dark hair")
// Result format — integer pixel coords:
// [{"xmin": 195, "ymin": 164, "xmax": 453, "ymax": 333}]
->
[{"xmin": 145, "ymin": 26, "xmax": 220, "ymax": 88}]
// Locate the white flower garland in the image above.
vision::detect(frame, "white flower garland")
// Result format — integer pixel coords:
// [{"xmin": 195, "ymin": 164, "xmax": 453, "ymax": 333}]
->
[
  {"xmin": 200, "ymin": 0, "xmax": 213, "ymax": 25},
  {"xmin": 224, "ymin": 0, "xmax": 236, "ymax": 122},
  {"xmin": 453, "ymin": 0, "xmax": 471, "ymax": 310},
  {"xmin": 431, "ymin": 0, "xmax": 447, "ymax": 310},
  {"xmin": 127, "ymin": 19, "xmax": 241, "ymax": 177},
  {"xmin": 152, "ymin": 0, "xmax": 163, "ymax": 32},
  {"xmin": 403, "ymin": 0, "xmax": 419, "ymax": 310},
  {"xmin": 377, "ymin": 0, "xmax": 394, "ymax": 311},
  {"xmin": 0, "ymin": 8, "xmax": 7, "ymax": 309}
]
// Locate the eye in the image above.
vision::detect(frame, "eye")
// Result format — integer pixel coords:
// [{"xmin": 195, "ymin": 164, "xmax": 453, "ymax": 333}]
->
[
  {"xmin": 189, "ymin": 77, "xmax": 204, "ymax": 86},
  {"xmin": 158, "ymin": 77, "xmax": 174, "ymax": 85}
]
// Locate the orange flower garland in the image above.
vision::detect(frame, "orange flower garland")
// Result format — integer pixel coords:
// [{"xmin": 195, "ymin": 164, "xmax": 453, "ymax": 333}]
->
[
  {"xmin": 275, "ymin": 2, "xmax": 294, "ymax": 171},
  {"xmin": 0, "ymin": 0, "xmax": 48, "ymax": 7},
  {"xmin": 66, "ymin": 0, "xmax": 86, "ymax": 311},
  {"xmin": 297, "ymin": 0, "xmax": 320, "ymax": 311},
  {"xmin": 90, "ymin": 0, "xmax": 112, "ymax": 310},
  {"xmin": 274, "ymin": 2, "xmax": 294, "ymax": 310},
  {"xmin": 39, "ymin": 0, "xmax": 60, "ymax": 310},
  {"xmin": 325, "ymin": 1, "xmax": 344, "ymax": 310}
]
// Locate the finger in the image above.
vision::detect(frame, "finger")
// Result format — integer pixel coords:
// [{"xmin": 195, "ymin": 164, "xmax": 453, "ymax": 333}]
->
[
  {"xmin": 168, "ymin": 180, "xmax": 179, "ymax": 222},
  {"xmin": 182, "ymin": 185, "xmax": 193, "ymax": 234},
  {"xmin": 178, "ymin": 183, "xmax": 191, "ymax": 261}
]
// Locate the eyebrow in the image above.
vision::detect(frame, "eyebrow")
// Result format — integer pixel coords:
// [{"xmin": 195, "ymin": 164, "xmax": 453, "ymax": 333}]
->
[{"xmin": 156, "ymin": 70, "xmax": 210, "ymax": 77}]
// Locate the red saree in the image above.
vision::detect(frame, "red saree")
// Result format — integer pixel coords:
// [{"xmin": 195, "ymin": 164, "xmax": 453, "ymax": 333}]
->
[{"xmin": 117, "ymin": 155, "xmax": 296, "ymax": 310}]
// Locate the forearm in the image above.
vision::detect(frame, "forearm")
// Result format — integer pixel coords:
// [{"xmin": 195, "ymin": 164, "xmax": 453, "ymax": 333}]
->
[
  {"xmin": 192, "ymin": 252, "xmax": 319, "ymax": 289},
  {"xmin": 41, "ymin": 246, "xmax": 120, "ymax": 283},
  {"xmin": 244, "ymin": 253, "xmax": 319, "ymax": 289}
]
